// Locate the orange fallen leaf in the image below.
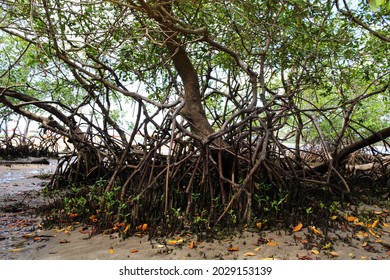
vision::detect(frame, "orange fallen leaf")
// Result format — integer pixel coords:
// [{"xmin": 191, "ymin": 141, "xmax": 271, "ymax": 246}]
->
[
  {"xmin": 244, "ymin": 252, "xmax": 256, "ymax": 256},
  {"xmin": 256, "ymin": 222, "xmax": 262, "ymax": 230},
  {"xmin": 189, "ymin": 241, "xmax": 195, "ymax": 249},
  {"xmin": 293, "ymin": 223, "xmax": 303, "ymax": 232},
  {"xmin": 387, "ymin": 251, "xmax": 390, "ymax": 256},
  {"xmin": 130, "ymin": 249, "xmax": 138, "ymax": 253},
  {"xmin": 227, "ymin": 247, "xmax": 239, "ymax": 252},
  {"xmin": 108, "ymin": 248, "xmax": 115, "ymax": 254},
  {"xmin": 123, "ymin": 224, "xmax": 130, "ymax": 234},
  {"xmin": 33, "ymin": 237, "xmax": 41, "ymax": 241},
  {"xmin": 267, "ymin": 240, "xmax": 278, "ymax": 246},
  {"xmin": 309, "ymin": 226, "xmax": 323, "ymax": 236},
  {"xmin": 136, "ymin": 224, "xmax": 148, "ymax": 231},
  {"xmin": 347, "ymin": 216, "xmax": 356, "ymax": 222},
  {"xmin": 68, "ymin": 213, "xmax": 79, "ymax": 218}
]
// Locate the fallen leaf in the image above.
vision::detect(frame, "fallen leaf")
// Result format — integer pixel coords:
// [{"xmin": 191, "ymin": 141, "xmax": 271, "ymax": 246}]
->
[
  {"xmin": 167, "ymin": 238, "xmax": 184, "ymax": 245},
  {"xmin": 374, "ymin": 211, "xmax": 382, "ymax": 215},
  {"xmin": 322, "ymin": 242, "xmax": 331, "ymax": 250},
  {"xmin": 387, "ymin": 251, "xmax": 390, "ymax": 256},
  {"xmin": 9, "ymin": 248, "xmax": 24, "ymax": 253},
  {"xmin": 130, "ymin": 249, "xmax": 138, "ymax": 253},
  {"xmin": 329, "ymin": 251, "xmax": 339, "ymax": 257},
  {"xmin": 297, "ymin": 254, "xmax": 312, "ymax": 260},
  {"xmin": 372, "ymin": 219, "xmax": 379, "ymax": 228},
  {"xmin": 33, "ymin": 237, "xmax": 41, "ymax": 241},
  {"xmin": 362, "ymin": 242, "xmax": 368, "ymax": 247},
  {"xmin": 108, "ymin": 248, "xmax": 115, "ymax": 254},
  {"xmin": 244, "ymin": 252, "xmax": 256, "ymax": 256},
  {"xmin": 293, "ymin": 223, "xmax": 303, "ymax": 232},
  {"xmin": 256, "ymin": 222, "xmax": 262, "ymax": 230},
  {"xmin": 90, "ymin": 215, "xmax": 98, "ymax": 223},
  {"xmin": 266, "ymin": 240, "xmax": 278, "ymax": 246},
  {"xmin": 309, "ymin": 226, "xmax": 323, "ymax": 236},
  {"xmin": 136, "ymin": 224, "xmax": 148, "ymax": 231},
  {"xmin": 22, "ymin": 234, "xmax": 33, "ymax": 239},
  {"xmin": 60, "ymin": 239, "xmax": 70, "ymax": 244},
  {"xmin": 356, "ymin": 231, "xmax": 368, "ymax": 239},
  {"xmin": 68, "ymin": 213, "xmax": 79, "ymax": 218},
  {"xmin": 189, "ymin": 241, "xmax": 195, "ymax": 249},
  {"xmin": 347, "ymin": 216, "xmax": 357, "ymax": 222},
  {"xmin": 311, "ymin": 249, "xmax": 320, "ymax": 255},
  {"xmin": 368, "ymin": 229, "xmax": 381, "ymax": 238},
  {"xmin": 227, "ymin": 247, "xmax": 239, "ymax": 252},
  {"xmin": 262, "ymin": 257, "xmax": 274, "ymax": 260},
  {"xmin": 254, "ymin": 247, "xmax": 262, "ymax": 251},
  {"xmin": 123, "ymin": 224, "xmax": 130, "ymax": 234},
  {"xmin": 330, "ymin": 215, "xmax": 338, "ymax": 220}
]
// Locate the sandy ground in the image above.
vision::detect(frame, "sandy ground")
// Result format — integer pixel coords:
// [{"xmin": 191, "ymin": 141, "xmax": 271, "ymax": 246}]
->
[{"xmin": 1, "ymin": 161, "xmax": 390, "ymax": 260}]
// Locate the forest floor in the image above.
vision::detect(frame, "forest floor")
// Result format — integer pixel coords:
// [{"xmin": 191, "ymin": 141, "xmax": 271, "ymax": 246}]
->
[{"xmin": 1, "ymin": 161, "xmax": 390, "ymax": 260}]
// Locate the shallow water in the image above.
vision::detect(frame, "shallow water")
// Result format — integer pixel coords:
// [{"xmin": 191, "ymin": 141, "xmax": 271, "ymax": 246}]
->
[
  {"xmin": 0, "ymin": 159, "xmax": 57, "ymax": 259},
  {"xmin": 0, "ymin": 159, "xmax": 57, "ymax": 196}
]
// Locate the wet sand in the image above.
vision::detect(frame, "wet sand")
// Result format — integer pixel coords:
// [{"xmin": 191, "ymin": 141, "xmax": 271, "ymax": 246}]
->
[{"xmin": 1, "ymin": 162, "xmax": 389, "ymax": 260}]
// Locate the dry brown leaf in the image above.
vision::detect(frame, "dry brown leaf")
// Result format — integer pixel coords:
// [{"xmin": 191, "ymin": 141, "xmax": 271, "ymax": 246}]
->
[
  {"xmin": 244, "ymin": 252, "xmax": 256, "ymax": 256},
  {"xmin": 59, "ymin": 239, "xmax": 70, "ymax": 244},
  {"xmin": 292, "ymin": 223, "xmax": 303, "ymax": 232}
]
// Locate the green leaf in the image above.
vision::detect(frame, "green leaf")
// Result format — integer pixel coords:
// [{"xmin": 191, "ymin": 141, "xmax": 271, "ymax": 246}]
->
[{"xmin": 369, "ymin": 0, "xmax": 379, "ymax": 11}]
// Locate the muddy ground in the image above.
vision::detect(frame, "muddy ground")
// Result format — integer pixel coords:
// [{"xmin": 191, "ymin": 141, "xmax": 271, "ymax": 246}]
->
[{"xmin": 0, "ymin": 160, "xmax": 389, "ymax": 260}]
